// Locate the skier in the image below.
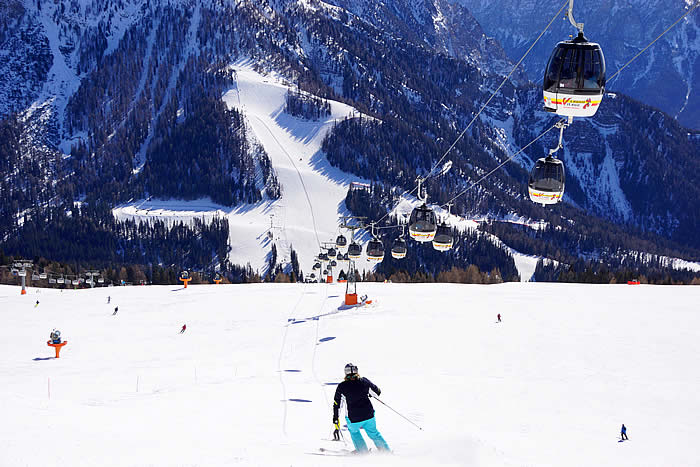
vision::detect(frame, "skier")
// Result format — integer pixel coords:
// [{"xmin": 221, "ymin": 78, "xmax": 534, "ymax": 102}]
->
[
  {"xmin": 332, "ymin": 363, "xmax": 390, "ymax": 453},
  {"xmin": 180, "ymin": 324, "xmax": 186, "ymax": 334},
  {"xmin": 107, "ymin": 296, "xmax": 111, "ymax": 304},
  {"xmin": 620, "ymin": 424, "xmax": 628, "ymax": 440},
  {"xmin": 35, "ymin": 300, "xmax": 40, "ymax": 308},
  {"xmin": 113, "ymin": 306, "xmax": 118, "ymax": 315},
  {"xmin": 497, "ymin": 313, "xmax": 501, "ymax": 322}
]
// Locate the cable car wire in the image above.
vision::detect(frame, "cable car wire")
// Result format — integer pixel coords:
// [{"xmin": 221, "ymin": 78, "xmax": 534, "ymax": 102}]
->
[
  {"xmin": 442, "ymin": 120, "xmax": 563, "ymax": 208},
  {"xmin": 608, "ymin": 1, "xmax": 700, "ymax": 85},
  {"xmin": 424, "ymin": 0, "xmax": 569, "ymax": 181},
  {"xmin": 438, "ymin": 2, "xmax": 700, "ymax": 210},
  {"xmin": 372, "ymin": 0, "xmax": 568, "ymax": 227},
  {"xmin": 365, "ymin": 0, "xmax": 698, "ymax": 237}
]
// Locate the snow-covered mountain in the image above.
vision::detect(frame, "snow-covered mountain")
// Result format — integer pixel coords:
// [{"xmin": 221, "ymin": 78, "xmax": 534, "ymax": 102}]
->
[
  {"xmin": 479, "ymin": 85, "xmax": 700, "ymax": 247},
  {"xmin": 316, "ymin": 0, "xmax": 526, "ymax": 82},
  {"xmin": 1, "ymin": 0, "xmax": 699, "ymax": 280}
]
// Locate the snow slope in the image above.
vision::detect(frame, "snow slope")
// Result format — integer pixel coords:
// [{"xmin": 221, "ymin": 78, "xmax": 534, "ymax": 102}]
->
[
  {"xmin": 3, "ymin": 282, "xmax": 699, "ymax": 466},
  {"xmin": 115, "ymin": 63, "xmax": 367, "ymax": 276},
  {"xmin": 111, "ymin": 65, "xmax": 700, "ymax": 281},
  {"xmin": 222, "ymin": 63, "xmax": 363, "ymax": 274}
]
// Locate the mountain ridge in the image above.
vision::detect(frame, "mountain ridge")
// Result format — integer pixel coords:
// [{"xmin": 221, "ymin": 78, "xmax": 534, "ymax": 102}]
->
[{"xmin": 1, "ymin": 0, "xmax": 699, "ymax": 281}]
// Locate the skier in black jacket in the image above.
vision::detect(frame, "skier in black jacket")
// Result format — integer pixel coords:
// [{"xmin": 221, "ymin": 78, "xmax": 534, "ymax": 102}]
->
[{"xmin": 332, "ymin": 363, "xmax": 390, "ymax": 453}]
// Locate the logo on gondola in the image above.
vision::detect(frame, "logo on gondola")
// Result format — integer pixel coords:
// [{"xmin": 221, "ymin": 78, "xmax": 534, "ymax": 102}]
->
[
  {"xmin": 562, "ymin": 97, "xmax": 572, "ymax": 106},
  {"xmin": 583, "ymin": 98, "xmax": 591, "ymax": 109}
]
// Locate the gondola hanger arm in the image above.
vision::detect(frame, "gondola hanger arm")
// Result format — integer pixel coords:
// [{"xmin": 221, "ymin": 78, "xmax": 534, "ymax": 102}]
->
[{"xmin": 567, "ymin": 0, "xmax": 584, "ymax": 34}]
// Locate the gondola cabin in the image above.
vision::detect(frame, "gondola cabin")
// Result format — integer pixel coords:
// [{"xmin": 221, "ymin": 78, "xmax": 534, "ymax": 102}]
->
[
  {"xmin": 327, "ymin": 248, "xmax": 337, "ymax": 259},
  {"xmin": 391, "ymin": 238, "xmax": 407, "ymax": 259},
  {"xmin": 335, "ymin": 234, "xmax": 347, "ymax": 249},
  {"xmin": 408, "ymin": 203, "xmax": 437, "ymax": 242},
  {"xmin": 432, "ymin": 224, "xmax": 454, "ymax": 251},
  {"xmin": 348, "ymin": 242, "xmax": 362, "ymax": 259},
  {"xmin": 543, "ymin": 33, "xmax": 605, "ymax": 118},
  {"xmin": 528, "ymin": 157, "xmax": 565, "ymax": 205},
  {"xmin": 366, "ymin": 238, "xmax": 385, "ymax": 262}
]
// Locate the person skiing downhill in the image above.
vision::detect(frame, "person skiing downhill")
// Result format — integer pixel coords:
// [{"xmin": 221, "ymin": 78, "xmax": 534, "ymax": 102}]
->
[
  {"xmin": 113, "ymin": 306, "xmax": 118, "ymax": 315},
  {"xmin": 332, "ymin": 363, "xmax": 390, "ymax": 453},
  {"xmin": 497, "ymin": 313, "xmax": 501, "ymax": 322},
  {"xmin": 180, "ymin": 324, "xmax": 186, "ymax": 334},
  {"xmin": 621, "ymin": 424, "xmax": 628, "ymax": 440}
]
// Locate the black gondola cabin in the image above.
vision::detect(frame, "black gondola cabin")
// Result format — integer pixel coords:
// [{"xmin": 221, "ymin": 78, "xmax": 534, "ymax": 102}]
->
[{"xmin": 543, "ymin": 32, "xmax": 605, "ymax": 118}]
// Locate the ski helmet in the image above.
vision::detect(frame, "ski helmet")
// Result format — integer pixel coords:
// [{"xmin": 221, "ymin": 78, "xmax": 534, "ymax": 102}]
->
[{"xmin": 344, "ymin": 363, "xmax": 358, "ymax": 376}]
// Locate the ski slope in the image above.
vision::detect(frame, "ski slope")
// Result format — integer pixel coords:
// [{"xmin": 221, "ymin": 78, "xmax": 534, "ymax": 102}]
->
[
  {"xmin": 115, "ymin": 63, "xmax": 368, "ymax": 276},
  {"xmin": 222, "ymin": 63, "xmax": 363, "ymax": 275},
  {"xmin": 3, "ymin": 282, "xmax": 699, "ymax": 466},
  {"xmin": 110, "ymin": 63, "xmax": 590, "ymax": 282}
]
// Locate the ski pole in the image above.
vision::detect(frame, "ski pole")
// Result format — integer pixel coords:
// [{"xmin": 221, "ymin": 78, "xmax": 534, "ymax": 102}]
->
[{"xmin": 371, "ymin": 393, "xmax": 423, "ymax": 431}]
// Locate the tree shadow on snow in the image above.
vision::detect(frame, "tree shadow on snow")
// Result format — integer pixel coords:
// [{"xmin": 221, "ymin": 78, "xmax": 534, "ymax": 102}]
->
[{"xmin": 308, "ymin": 149, "xmax": 368, "ymax": 187}]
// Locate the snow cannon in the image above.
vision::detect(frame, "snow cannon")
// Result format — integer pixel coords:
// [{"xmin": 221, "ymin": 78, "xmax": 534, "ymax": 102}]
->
[
  {"xmin": 345, "ymin": 293, "xmax": 358, "ymax": 306},
  {"xmin": 179, "ymin": 271, "xmax": 192, "ymax": 288},
  {"xmin": 47, "ymin": 330, "xmax": 67, "ymax": 358}
]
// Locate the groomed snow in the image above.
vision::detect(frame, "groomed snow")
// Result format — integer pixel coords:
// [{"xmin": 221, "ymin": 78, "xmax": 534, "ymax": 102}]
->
[
  {"xmin": 115, "ymin": 63, "xmax": 370, "ymax": 276},
  {"xmin": 3, "ymin": 282, "xmax": 699, "ymax": 466}
]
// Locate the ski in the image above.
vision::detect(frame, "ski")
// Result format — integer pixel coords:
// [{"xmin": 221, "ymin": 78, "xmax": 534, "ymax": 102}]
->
[{"xmin": 306, "ymin": 448, "xmax": 354, "ymax": 457}]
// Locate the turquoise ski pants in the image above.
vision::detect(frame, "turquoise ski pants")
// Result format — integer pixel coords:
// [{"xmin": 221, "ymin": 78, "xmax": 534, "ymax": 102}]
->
[{"xmin": 345, "ymin": 416, "xmax": 390, "ymax": 452}]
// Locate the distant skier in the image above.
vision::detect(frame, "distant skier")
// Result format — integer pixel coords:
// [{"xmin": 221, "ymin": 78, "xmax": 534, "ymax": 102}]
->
[
  {"xmin": 113, "ymin": 306, "xmax": 118, "ymax": 316},
  {"xmin": 621, "ymin": 424, "xmax": 628, "ymax": 440},
  {"xmin": 180, "ymin": 324, "xmax": 187, "ymax": 334},
  {"xmin": 332, "ymin": 363, "xmax": 390, "ymax": 453},
  {"xmin": 35, "ymin": 300, "xmax": 40, "ymax": 308},
  {"xmin": 107, "ymin": 296, "xmax": 111, "ymax": 304},
  {"xmin": 497, "ymin": 313, "xmax": 501, "ymax": 322}
]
